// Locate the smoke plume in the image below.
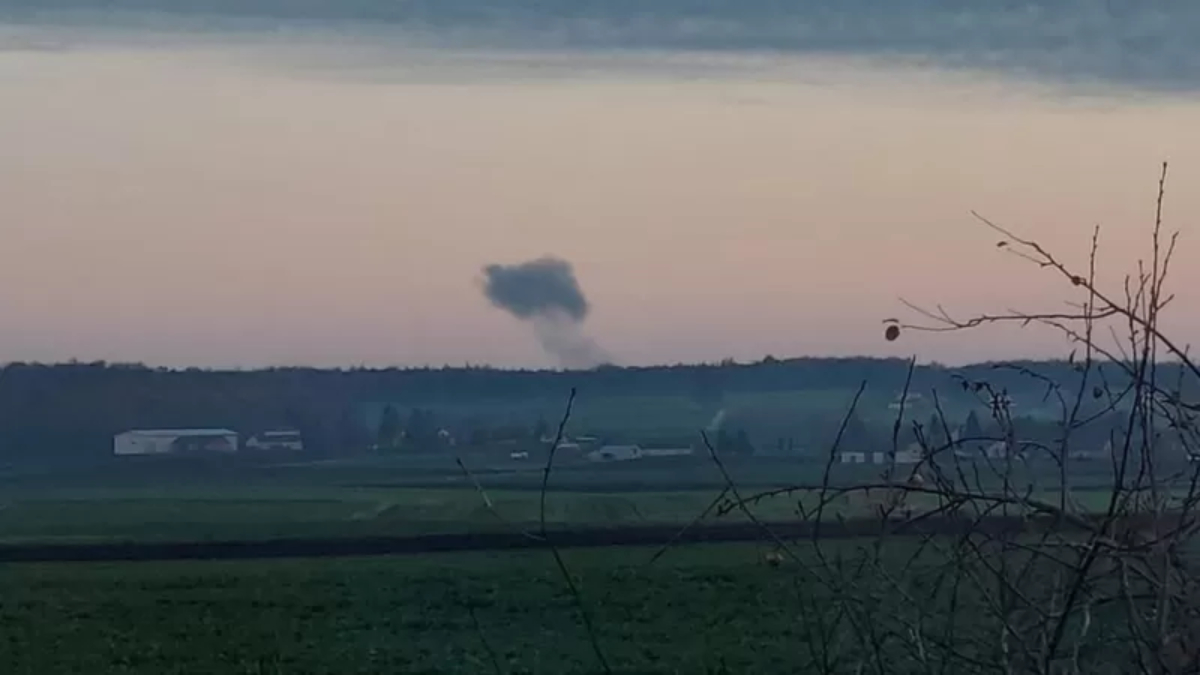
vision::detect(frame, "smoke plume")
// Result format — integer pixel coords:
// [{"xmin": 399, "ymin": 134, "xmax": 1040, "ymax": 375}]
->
[{"xmin": 481, "ymin": 256, "xmax": 611, "ymax": 369}]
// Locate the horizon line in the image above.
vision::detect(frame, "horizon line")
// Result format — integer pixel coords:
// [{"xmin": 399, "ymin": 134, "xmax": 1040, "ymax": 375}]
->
[{"xmin": 1, "ymin": 354, "xmax": 1167, "ymax": 374}]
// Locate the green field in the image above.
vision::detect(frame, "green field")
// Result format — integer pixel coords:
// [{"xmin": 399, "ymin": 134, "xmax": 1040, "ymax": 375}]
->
[
  {"xmin": 0, "ymin": 483, "xmax": 1140, "ymax": 547},
  {"xmin": 0, "ymin": 456, "xmax": 1141, "ymax": 546},
  {"xmin": 0, "ymin": 483, "xmax": 900, "ymax": 545},
  {"xmin": 0, "ymin": 456, "xmax": 867, "ymax": 544},
  {"xmin": 0, "ymin": 460, "xmax": 1164, "ymax": 674},
  {"xmin": 3, "ymin": 536, "xmax": 1144, "ymax": 675},
  {"xmin": 0, "ymin": 543, "xmax": 915, "ymax": 674}
]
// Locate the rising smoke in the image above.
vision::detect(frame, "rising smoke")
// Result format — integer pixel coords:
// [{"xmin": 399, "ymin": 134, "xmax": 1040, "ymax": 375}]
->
[{"xmin": 480, "ymin": 256, "xmax": 611, "ymax": 369}]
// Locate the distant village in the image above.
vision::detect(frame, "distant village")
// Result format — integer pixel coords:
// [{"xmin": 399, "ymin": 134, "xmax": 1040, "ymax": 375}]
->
[
  {"xmin": 111, "ymin": 422, "xmax": 1126, "ymax": 466},
  {"xmin": 113, "ymin": 429, "xmax": 304, "ymax": 456},
  {"xmin": 110, "ymin": 391, "xmax": 1184, "ymax": 465}
]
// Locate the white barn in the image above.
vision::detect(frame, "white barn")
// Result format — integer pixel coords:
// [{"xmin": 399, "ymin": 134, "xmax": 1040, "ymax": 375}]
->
[
  {"xmin": 245, "ymin": 429, "xmax": 304, "ymax": 452},
  {"xmin": 113, "ymin": 429, "xmax": 239, "ymax": 456},
  {"xmin": 840, "ymin": 450, "xmax": 923, "ymax": 465},
  {"xmin": 642, "ymin": 447, "xmax": 694, "ymax": 458},
  {"xmin": 587, "ymin": 445, "xmax": 643, "ymax": 463}
]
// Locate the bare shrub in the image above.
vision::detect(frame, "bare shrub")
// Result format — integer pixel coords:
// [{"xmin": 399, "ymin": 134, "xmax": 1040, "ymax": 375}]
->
[
  {"xmin": 716, "ymin": 162, "xmax": 1200, "ymax": 674},
  {"xmin": 460, "ymin": 164, "xmax": 1197, "ymax": 675}
]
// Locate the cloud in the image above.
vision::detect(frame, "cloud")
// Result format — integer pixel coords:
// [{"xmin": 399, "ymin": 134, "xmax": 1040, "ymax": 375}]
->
[{"xmin": 4, "ymin": 0, "xmax": 1200, "ymax": 91}]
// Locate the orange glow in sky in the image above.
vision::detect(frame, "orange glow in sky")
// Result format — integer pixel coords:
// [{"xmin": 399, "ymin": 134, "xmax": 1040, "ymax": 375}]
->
[{"xmin": 1, "ymin": 33, "xmax": 1198, "ymax": 368}]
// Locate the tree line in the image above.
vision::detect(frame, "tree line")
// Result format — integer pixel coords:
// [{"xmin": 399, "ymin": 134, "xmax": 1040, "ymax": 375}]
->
[{"xmin": 0, "ymin": 357, "xmax": 1147, "ymax": 465}]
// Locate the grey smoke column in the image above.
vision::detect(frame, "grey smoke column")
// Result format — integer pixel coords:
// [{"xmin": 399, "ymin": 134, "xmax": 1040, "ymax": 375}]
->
[{"xmin": 481, "ymin": 256, "xmax": 611, "ymax": 369}]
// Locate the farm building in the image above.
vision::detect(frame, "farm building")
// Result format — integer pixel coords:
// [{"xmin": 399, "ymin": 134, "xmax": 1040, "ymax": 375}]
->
[
  {"xmin": 587, "ymin": 445, "xmax": 643, "ymax": 463},
  {"xmin": 113, "ymin": 429, "xmax": 239, "ymax": 456},
  {"xmin": 983, "ymin": 441, "xmax": 1012, "ymax": 459},
  {"xmin": 245, "ymin": 429, "xmax": 304, "ymax": 452},
  {"xmin": 641, "ymin": 447, "xmax": 694, "ymax": 458},
  {"xmin": 540, "ymin": 435, "xmax": 599, "ymax": 451},
  {"xmin": 840, "ymin": 450, "xmax": 922, "ymax": 465}
]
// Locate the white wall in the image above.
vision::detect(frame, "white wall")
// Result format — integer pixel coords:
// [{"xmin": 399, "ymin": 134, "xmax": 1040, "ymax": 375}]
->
[
  {"xmin": 113, "ymin": 434, "xmax": 172, "ymax": 455},
  {"xmin": 588, "ymin": 446, "xmax": 642, "ymax": 462},
  {"xmin": 113, "ymin": 432, "xmax": 239, "ymax": 456}
]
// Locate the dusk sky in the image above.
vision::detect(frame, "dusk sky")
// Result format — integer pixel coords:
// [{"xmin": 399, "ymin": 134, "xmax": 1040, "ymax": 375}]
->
[{"xmin": 1, "ymin": 2, "xmax": 1199, "ymax": 369}]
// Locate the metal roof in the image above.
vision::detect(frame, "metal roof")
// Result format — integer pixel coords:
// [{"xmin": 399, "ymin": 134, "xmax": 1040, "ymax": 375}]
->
[{"xmin": 116, "ymin": 429, "xmax": 238, "ymax": 437}]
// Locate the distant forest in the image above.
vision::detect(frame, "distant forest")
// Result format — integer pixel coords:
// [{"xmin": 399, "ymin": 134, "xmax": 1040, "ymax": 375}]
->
[{"xmin": 0, "ymin": 357, "xmax": 1164, "ymax": 465}]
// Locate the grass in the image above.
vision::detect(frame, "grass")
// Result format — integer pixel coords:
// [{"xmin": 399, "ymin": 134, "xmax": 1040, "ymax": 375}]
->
[
  {"xmin": 0, "ymin": 457, "xmax": 1149, "ymax": 545},
  {"xmin": 0, "ymin": 543, "xmax": 852, "ymax": 675},
  {"xmin": 0, "ymin": 483, "xmax": 901, "ymax": 544},
  {"xmin": 4, "ymin": 536, "xmax": 1125, "ymax": 674},
  {"xmin": 0, "ymin": 466, "xmax": 1166, "ymax": 674}
]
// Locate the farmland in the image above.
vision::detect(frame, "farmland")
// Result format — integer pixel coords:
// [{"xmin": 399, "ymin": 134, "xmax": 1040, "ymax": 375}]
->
[
  {"xmin": 0, "ymin": 456, "xmax": 1173, "ymax": 674},
  {"xmin": 0, "ymin": 484, "xmax": 806, "ymax": 545},
  {"xmin": 0, "ymin": 455, "xmax": 1127, "ymax": 548},
  {"xmin": 0, "ymin": 542, "xmax": 947, "ymax": 674},
  {"xmin": 0, "ymin": 473, "xmax": 891, "ymax": 547},
  {"xmin": 3, "ymin": 531, "xmax": 1155, "ymax": 674}
]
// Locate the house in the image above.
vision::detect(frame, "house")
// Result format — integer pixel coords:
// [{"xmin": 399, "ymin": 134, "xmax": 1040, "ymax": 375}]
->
[
  {"xmin": 539, "ymin": 434, "xmax": 599, "ymax": 452},
  {"xmin": 641, "ymin": 447, "xmax": 694, "ymax": 458},
  {"xmin": 245, "ymin": 429, "xmax": 303, "ymax": 452},
  {"xmin": 587, "ymin": 445, "xmax": 643, "ymax": 463},
  {"xmin": 1067, "ymin": 447, "xmax": 1103, "ymax": 461},
  {"xmin": 983, "ymin": 441, "xmax": 1012, "ymax": 459},
  {"xmin": 888, "ymin": 392, "xmax": 924, "ymax": 410},
  {"xmin": 113, "ymin": 429, "xmax": 239, "ymax": 456},
  {"xmin": 841, "ymin": 450, "xmax": 921, "ymax": 465}
]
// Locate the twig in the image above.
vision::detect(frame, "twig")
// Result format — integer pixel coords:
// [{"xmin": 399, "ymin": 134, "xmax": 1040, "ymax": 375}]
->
[
  {"xmin": 454, "ymin": 456, "xmax": 541, "ymax": 541},
  {"xmin": 468, "ymin": 602, "xmax": 506, "ymax": 675},
  {"xmin": 540, "ymin": 388, "xmax": 576, "ymax": 539},
  {"xmin": 701, "ymin": 430, "xmax": 801, "ymax": 564},
  {"xmin": 538, "ymin": 388, "xmax": 612, "ymax": 674},
  {"xmin": 645, "ymin": 485, "xmax": 730, "ymax": 566}
]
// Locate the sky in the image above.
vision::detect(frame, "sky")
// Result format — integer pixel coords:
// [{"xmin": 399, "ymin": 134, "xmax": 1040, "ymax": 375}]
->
[{"xmin": 1, "ymin": 2, "xmax": 1199, "ymax": 369}]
